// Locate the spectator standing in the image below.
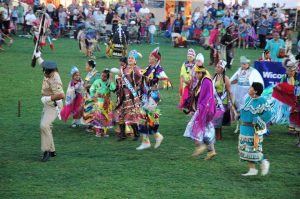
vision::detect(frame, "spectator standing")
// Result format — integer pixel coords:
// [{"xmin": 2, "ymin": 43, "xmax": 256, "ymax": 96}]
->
[
  {"xmin": 134, "ymin": 0, "xmax": 142, "ymax": 13},
  {"xmin": 148, "ymin": 13, "xmax": 157, "ymax": 44},
  {"xmin": 33, "ymin": 0, "xmax": 40, "ymax": 12},
  {"xmin": 128, "ymin": 7, "xmax": 137, "ymax": 23},
  {"xmin": 192, "ymin": 7, "xmax": 201, "ymax": 25},
  {"xmin": 16, "ymin": 1, "xmax": 24, "ymax": 30},
  {"xmin": 172, "ymin": 13, "xmax": 184, "ymax": 34},
  {"xmin": 1, "ymin": 3, "xmax": 10, "ymax": 34},
  {"xmin": 264, "ymin": 32, "xmax": 285, "ymax": 62},
  {"xmin": 216, "ymin": 4, "xmax": 225, "ymax": 20},
  {"xmin": 207, "ymin": 2, "xmax": 217, "ymax": 19},
  {"xmin": 11, "ymin": 6, "xmax": 18, "ymax": 34},
  {"xmin": 58, "ymin": 7, "xmax": 67, "ymax": 35},
  {"xmin": 257, "ymin": 14, "xmax": 269, "ymax": 49},
  {"xmin": 238, "ymin": 5, "xmax": 249, "ymax": 20},
  {"xmin": 117, "ymin": 4, "xmax": 127, "ymax": 20},
  {"xmin": 218, "ymin": 0, "xmax": 226, "ymax": 10},
  {"xmin": 139, "ymin": 3, "xmax": 150, "ymax": 17},
  {"xmin": 203, "ymin": 2, "xmax": 210, "ymax": 17},
  {"xmin": 68, "ymin": 0, "xmax": 78, "ymax": 26},
  {"xmin": 252, "ymin": 8, "xmax": 261, "ymax": 32},
  {"xmin": 232, "ymin": 0, "xmax": 240, "ymax": 11},
  {"xmin": 105, "ymin": 8, "xmax": 113, "ymax": 25},
  {"xmin": 222, "ymin": 11, "xmax": 234, "ymax": 28},
  {"xmin": 46, "ymin": 1, "xmax": 56, "ymax": 19},
  {"xmin": 203, "ymin": 12, "xmax": 214, "ymax": 31}
]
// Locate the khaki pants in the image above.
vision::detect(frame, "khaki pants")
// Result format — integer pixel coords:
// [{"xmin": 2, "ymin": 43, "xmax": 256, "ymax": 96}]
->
[{"xmin": 40, "ymin": 104, "xmax": 57, "ymax": 152}]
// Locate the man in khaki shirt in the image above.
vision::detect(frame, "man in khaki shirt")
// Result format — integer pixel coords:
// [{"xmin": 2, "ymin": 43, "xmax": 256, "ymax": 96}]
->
[{"xmin": 36, "ymin": 52, "xmax": 65, "ymax": 162}]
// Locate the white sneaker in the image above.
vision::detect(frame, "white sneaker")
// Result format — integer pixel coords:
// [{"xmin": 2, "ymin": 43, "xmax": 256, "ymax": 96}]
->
[
  {"xmin": 136, "ymin": 143, "xmax": 151, "ymax": 150},
  {"xmin": 71, "ymin": 123, "xmax": 79, "ymax": 128},
  {"xmin": 154, "ymin": 135, "xmax": 164, "ymax": 149},
  {"xmin": 95, "ymin": 133, "xmax": 101, "ymax": 137},
  {"xmin": 241, "ymin": 168, "xmax": 258, "ymax": 176},
  {"xmin": 261, "ymin": 159, "xmax": 270, "ymax": 176}
]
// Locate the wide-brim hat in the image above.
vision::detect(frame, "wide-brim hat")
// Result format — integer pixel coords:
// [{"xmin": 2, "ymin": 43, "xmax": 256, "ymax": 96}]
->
[
  {"xmin": 42, "ymin": 60, "xmax": 57, "ymax": 70},
  {"xmin": 240, "ymin": 56, "xmax": 251, "ymax": 64}
]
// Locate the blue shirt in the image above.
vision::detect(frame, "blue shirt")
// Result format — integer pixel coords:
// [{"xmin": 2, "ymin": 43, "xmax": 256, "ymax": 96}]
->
[
  {"xmin": 222, "ymin": 16, "xmax": 234, "ymax": 28},
  {"xmin": 207, "ymin": 8, "xmax": 217, "ymax": 19}
]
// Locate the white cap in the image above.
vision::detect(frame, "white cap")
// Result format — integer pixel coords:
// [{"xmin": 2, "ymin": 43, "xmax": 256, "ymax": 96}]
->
[
  {"xmin": 196, "ymin": 53, "xmax": 204, "ymax": 63},
  {"xmin": 110, "ymin": 67, "xmax": 120, "ymax": 74},
  {"xmin": 218, "ymin": 60, "xmax": 227, "ymax": 69}
]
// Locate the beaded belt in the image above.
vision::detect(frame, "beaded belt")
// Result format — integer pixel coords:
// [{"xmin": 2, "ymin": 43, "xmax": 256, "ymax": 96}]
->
[{"xmin": 241, "ymin": 122, "xmax": 254, "ymax": 127}]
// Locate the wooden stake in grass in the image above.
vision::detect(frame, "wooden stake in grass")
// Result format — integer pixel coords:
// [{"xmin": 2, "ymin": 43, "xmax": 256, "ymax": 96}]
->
[{"xmin": 18, "ymin": 99, "xmax": 21, "ymax": 117}]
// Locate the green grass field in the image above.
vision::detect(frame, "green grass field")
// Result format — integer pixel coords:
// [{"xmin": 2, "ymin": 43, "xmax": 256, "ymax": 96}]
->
[{"xmin": 0, "ymin": 36, "xmax": 299, "ymax": 199}]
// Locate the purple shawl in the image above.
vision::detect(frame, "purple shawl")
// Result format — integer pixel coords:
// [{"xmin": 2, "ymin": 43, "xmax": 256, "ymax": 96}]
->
[{"xmin": 192, "ymin": 77, "xmax": 216, "ymax": 137}]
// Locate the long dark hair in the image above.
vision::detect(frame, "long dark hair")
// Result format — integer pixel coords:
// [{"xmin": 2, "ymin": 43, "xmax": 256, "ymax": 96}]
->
[
  {"xmin": 213, "ymin": 69, "xmax": 226, "ymax": 87},
  {"xmin": 183, "ymin": 71, "xmax": 207, "ymax": 114}
]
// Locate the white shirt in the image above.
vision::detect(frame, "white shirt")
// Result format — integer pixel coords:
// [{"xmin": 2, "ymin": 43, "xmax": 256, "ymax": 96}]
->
[
  {"xmin": 203, "ymin": 6, "xmax": 210, "ymax": 17},
  {"xmin": 47, "ymin": 3, "xmax": 56, "ymax": 12},
  {"xmin": 238, "ymin": 8, "xmax": 249, "ymax": 19},
  {"xmin": 193, "ymin": 12, "xmax": 201, "ymax": 22},
  {"xmin": 0, "ymin": 7, "xmax": 9, "ymax": 21},
  {"xmin": 25, "ymin": 13, "xmax": 37, "ymax": 25},
  {"xmin": 93, "ymin": 12, "xmax": 105, "ymax": 25},
  {"xmin": 139, "ymin": 7, "xmax": 150, "ymax": 15},
  {"xmin": 59, "ymin": 11, "xmax": 67, "ymax": 25}
]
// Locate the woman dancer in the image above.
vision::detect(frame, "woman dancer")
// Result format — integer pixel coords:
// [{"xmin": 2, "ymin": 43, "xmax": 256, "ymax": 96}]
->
[{"xmin": 184, "ymin": 65, "xmax": 217, "ymax": 160}]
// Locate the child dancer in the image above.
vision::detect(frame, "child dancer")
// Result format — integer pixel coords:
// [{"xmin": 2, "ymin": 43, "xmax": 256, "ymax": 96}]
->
[
  {"xmin": 179, "ymin": 48, "xmax": 196, "ymax": 110},
  {"xmin": 60, "ymin": 66, "xmax": 84, "ymax": 127},
  {"xmin": 90, "ymin": 69, "xmax": 116, "ymax": 137}
]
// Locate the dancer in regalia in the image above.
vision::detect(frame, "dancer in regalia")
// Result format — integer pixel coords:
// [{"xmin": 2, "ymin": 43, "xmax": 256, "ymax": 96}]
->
[
  {"xmin": 136, "ymin": 47, "xmax": 170, "ymax": 150},
  {"xmin": 212, "ymin": 60, "xmax": 232, "ymax": 140},
  {"xmin": 238, "ymin": 82, "xmax": 272, "ymax": 176},
  {"xmin": 83, "ymin": 60, "xmax": 100, "ymax": 132},
  {"xmin": 60, "ymin": 66, "xmax": 84, "ymax": 127},
  {"xmin": 90, "ymin": 69, "xmax": 116, "ymax": 137},
  {"xmin": 179, "ymin": 48, "xmax": 196, "ymax": 110},
  {"xmin": 182, "ymin": 53, "xmax": 211, "ymax": 115},
  {"xmin": 230, "ymin": 56, "xmax": 264, "ymax": 112},
  {"xmin": 272, "ymin": 57, "xmax": 300, "ymax": 147},
  {"xmin": 183, "ymin": 65, "xmax": 217, "ymax": 160},
  {"xmin": 115, "ymin": 51, "xmax": 143, "ymax": 141}
]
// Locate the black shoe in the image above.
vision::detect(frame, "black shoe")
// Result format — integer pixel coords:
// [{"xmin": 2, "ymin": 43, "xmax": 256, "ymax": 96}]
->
[
  {"xmin": 117, "ymin": 136, "xmax": 127, "ymax": 141},
  {"xmin": 41, "ymin": 151, "xmax": 50, "ymax": 162},
  {"xmin": 50, "ymin": 151, "xmax": 57, "ymax": 157}
]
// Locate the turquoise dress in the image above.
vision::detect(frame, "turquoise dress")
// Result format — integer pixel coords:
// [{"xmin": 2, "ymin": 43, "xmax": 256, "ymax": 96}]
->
[
  {"xmin": 264, "ymin": 38, "xmax": 285, "ymax": 62},
  {"xmin": 239, "ymin": 96, "xmax": 272, "ymax": 162}
]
